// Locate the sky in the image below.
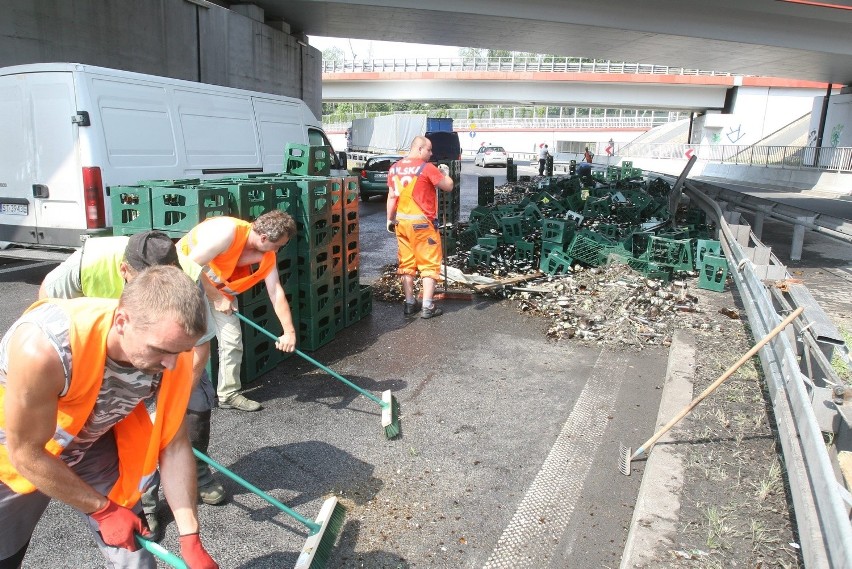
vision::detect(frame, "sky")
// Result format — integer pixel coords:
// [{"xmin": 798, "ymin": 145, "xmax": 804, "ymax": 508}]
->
[{"xmin": 308, "ymin": 36, "xmax": 463, "ymax": 60}]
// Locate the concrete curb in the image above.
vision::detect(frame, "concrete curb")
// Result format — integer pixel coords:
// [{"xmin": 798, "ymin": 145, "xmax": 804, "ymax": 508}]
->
[{"xmin": 619, "ymin": 330, "xmax": 697, "ymax": 568}]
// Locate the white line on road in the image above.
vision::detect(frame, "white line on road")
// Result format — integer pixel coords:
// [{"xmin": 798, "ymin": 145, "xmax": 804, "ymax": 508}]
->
[
  {"xmin": 484, "ymin": 349, "xmax": 631, "ymax": 568},
  {"xmin": 0, "ymin": 261, "xmax": 56, "ymax": 275}
]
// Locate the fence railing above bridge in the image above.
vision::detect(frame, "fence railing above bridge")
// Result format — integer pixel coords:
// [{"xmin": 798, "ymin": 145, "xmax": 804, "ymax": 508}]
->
[
  {"xmin": 322, "ymin": 56, "xmax": 735, "ymax": 77},
  {"xmin": 616, "ymin": 143, "xmax": 852, "ymax": 172}
]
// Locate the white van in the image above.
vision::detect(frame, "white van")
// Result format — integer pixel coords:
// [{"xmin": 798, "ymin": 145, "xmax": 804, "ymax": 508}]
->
[{"xmin": 0, "ymin": 62, "xmax": 347, "ymax": 253}]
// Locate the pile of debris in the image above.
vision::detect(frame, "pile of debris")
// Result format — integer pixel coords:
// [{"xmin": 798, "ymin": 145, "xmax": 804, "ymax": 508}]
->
[
  {"xmin": 375, "ymin": 168, "xmax": 731, "ymax": 348},
  {"xmin": 505, "ymin": 264, "xmax": 715, "ymax": 348}
]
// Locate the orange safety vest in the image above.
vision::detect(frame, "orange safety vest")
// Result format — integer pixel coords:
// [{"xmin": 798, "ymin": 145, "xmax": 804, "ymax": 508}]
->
[
  {"xmin": 0, "ymin": 298, "xmax": 193, "ymax": 508},
  {"xmin": 178, "ymin": 217, "xmax": 275, "ymax": 300},
  {"xmin": 389, "ymin": 160, "xmax": 437, "ymax": 220}
]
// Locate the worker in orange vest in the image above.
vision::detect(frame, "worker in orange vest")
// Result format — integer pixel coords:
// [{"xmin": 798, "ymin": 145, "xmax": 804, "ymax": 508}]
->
[
  {"xmin": 0, "ymin": 266, "xmax": 217, "ymax": 568},
  {"xmin": 387, "ymin": 135, "xmax": 455, "ymax": 319},
  {"xmin": 178, "ymin": 210, "xmax": 298, "ymax": 412}
]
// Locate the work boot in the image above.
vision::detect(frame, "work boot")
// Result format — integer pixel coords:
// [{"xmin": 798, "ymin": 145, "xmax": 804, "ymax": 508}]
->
[
  {"xmin": 403, "ymin": 300, "xmax": 421, "ymax": 317},
  {"xmin": 420, "ymin": 305, "xmax": 444, "ymax": 319},
  {"xmin": 219, "ymin": 393, "xmax": 261, "ymax": 411},
  {"xmin": 198, "ymin": 480, "xmax": 227, "ymax": 506},
  {"xmin": 186, "ymin": 410, "xmax": 229, "ymax": 506}
]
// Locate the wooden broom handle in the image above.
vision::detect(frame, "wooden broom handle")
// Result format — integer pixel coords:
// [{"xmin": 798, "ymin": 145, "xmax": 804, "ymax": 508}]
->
[{"xmin": 639, "ymin": 306, "xmax": 803, "ymax": 452}]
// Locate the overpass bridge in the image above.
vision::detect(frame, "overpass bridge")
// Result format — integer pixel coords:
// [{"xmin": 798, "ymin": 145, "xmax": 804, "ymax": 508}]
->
[{"xmin": 320, "ymin": 56, "xmax": 831, "ymax": 110}]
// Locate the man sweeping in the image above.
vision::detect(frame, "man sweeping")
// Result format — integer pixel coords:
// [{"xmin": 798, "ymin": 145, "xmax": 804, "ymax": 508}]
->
[
  {"xmin": 386, "ymin": 135, "xmax": 454, "ymax": 319},
  {"xmin": 38, "ymin": 230, "xmax": 229, "ymax": 538},
  {"xmin": 0, "ymin": 266, "xmax": 217, "ymax": 568},
  {"xmin": 178, "ymin": 210, "xmax": 298, "ymax": 412}
]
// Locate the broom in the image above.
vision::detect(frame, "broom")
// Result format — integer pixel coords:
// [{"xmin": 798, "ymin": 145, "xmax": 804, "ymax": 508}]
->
[
  {"xmin": 193, "ymin": 449, "xmax": 345, "ymax": 569},
  {"xmin": 619, "ymin": 306, "xmax": 803, "ymax": 476},
  {"xmin": 136, "ymin": 535, "xmax": 188, "ymax": 568},
  {"xmin": 234, "ymin": 311, "xmax": 401, "ymax": 439}
]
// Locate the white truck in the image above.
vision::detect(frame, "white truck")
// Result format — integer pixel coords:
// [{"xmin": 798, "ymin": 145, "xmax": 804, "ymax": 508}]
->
[{"xmin": 0, "ymin": 62, "xmax": 347, "ymax": 256}]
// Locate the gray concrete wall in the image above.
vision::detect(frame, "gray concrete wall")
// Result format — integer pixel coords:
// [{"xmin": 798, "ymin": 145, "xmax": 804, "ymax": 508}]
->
[{"xmin": 1, "ymin": 0, "xmax": 321, "ymax": 118}]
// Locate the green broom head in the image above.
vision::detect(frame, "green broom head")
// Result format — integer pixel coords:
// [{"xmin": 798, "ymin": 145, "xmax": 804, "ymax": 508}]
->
[
  {"xmin": 381, "ymin": 389, "xmax": 401, "ymax": 439},
  {"xmin": 294, "ymin": 497, "xmax": 346, "ymax": 569}
]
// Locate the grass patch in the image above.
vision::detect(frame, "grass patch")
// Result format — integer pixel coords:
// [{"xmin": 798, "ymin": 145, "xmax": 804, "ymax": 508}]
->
[{"xmin": 830, "ymin": 327, "xmax": 851, "ymax": 383}]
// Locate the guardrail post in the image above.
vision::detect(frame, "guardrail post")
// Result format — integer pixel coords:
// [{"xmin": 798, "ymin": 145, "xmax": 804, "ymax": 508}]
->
[
  {"xmin": 752, "ymin": 206, "xmax": 771, "ymax": 239},
  {"xmin": 791, "ymin": 216, "xmax": 816, "ymax": 261}
]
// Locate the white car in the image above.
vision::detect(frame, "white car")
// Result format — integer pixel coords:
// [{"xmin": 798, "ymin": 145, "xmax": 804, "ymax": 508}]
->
[{"xmin": 474, "ymin": 145, "xmax": 508, "ymax": 168}]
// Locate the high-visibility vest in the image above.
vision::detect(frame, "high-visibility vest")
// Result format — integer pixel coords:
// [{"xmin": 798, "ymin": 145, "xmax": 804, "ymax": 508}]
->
[
  {"xmin": 178, "ymin": 218, "xmax": 275, "ymax": 300},
  {"xmin": 79, "ymin": 236, "xmax": 201, "ymax": 299},
  {"xmin": 0, "ymin": 298, "xmax": 193, "ymax": 508}
]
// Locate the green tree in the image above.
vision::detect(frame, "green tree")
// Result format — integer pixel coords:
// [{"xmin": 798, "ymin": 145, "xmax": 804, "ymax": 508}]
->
[
  {"xmin": 458, "ymin": 47, "xmax": 485, "ymax": 62},
  {"xmin": 322, "ymin": 46, "xmax": 344, "ymax": 64}
]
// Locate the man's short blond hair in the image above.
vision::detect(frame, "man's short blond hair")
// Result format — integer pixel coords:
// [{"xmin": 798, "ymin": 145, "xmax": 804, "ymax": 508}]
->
[
  {"xmin": 119, "ymin": 265, "xmax": 207, "ymax": 337},
  {"xmin": 252, "ymin": 210, "xmax": 297, "ymax": 242}
]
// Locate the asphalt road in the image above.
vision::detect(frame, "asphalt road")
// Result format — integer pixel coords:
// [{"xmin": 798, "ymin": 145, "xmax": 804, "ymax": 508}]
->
[{"xmin": 1, "ymin": 160, "xmax": 670, "ymax": 568}]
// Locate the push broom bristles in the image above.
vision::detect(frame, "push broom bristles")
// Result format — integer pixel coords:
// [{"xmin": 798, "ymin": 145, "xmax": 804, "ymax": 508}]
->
[
  {"xmin": 294, "ymin": 497, "xmax": 347, "ymax": 569},
  {"xmin": 382, "ymin": 390, "xmax": 401, "ymax": 439},
  {"xmin": 194, "ymin": 450, "xmax": 346, "ymax": 568}
]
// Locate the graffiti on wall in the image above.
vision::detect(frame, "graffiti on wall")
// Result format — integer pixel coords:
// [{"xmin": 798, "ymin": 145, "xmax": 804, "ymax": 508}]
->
[
  {"xmin": 830, "ymin": 124, "xmax": 844, "ymax": 147},
  {"xmin": 725, "ymin": 124, "xmax": 746, "ymax": 144}
]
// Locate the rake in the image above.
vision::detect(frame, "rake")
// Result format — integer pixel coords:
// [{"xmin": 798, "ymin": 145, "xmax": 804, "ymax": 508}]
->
[
  {"xmin": 194, "ymin": 449, "xmax": 345, "ymax": 569},
  {"xmin": 234, "ymin": 311, "xmax": 401, "ymax": 439},
  {"xmin": 619, "ymin": 306, "xmax": 803, "ymax": 476}
]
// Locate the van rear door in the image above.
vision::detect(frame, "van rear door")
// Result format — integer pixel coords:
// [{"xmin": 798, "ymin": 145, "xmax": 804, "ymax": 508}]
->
[{"xmin": 0, "ymin": 71, "xmax": 82, "ymax": 246}]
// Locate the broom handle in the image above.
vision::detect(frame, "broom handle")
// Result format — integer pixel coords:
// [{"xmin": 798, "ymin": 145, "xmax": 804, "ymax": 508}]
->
[
  {"xmin": 136, "ymin": 535, "xmax": 188, "ymax": 568},
  {"xmin": 635, "ymin": 306, "xmax": 803, "ymax": 456},
  {"xmin": 192, "ymin": 449, "xmax": 321, "ymax": 535},
  {"xmin": 233, "ymin": 311, "xmax": 385, "ymax": 407}
]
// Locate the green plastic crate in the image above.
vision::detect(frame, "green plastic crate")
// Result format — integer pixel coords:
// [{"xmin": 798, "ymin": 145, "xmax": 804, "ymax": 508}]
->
[
  {"xmin": 110, "ymin": 186, "xmax": 153, "ymax": 235},
  {"xmin": 150, "ymin": 187, "xmax": 229, "ymax": 235},
  {"xmin": 284, "ymin": 144, "xmax": 331, "ymax": 177}
]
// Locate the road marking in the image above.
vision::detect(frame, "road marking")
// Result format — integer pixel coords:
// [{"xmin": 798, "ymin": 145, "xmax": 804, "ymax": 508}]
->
[
  {"xmin": 484, "ymin": 349, "xmax": 630, "ymax": 568},
  {"xmin": 0, "ymin": 260, "xmax": 56, "ymax": 275}
]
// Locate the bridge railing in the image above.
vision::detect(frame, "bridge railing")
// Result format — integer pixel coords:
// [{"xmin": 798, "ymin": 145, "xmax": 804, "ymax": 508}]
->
[
  {"xmin": 322, "ymin": 56, "xmax": 734, "ymax": 77},
  {"xmin": 324, "ymin": 116, "xmax": 665, "ymax": 132},
  {"xmin": 618, "ymin": 144, "xmax": 852, "ymax": 172}
]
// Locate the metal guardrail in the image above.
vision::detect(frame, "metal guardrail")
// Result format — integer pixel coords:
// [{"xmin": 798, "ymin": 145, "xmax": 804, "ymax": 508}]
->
[
  {"xmin": 682, "ymin": 181, "xmax": 852, "ymax": 568},
  {"xmin": 619, "ymin": 144, "xmax": 852, "ymax": 173},
  {"xmin": 322, "ymin": 57, "xmax": 734, "ymax": 77}
]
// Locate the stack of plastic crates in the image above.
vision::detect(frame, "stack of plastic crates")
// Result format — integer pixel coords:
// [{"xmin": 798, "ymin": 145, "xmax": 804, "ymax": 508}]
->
[
  {"xmin": 290, "ymin": 174, "xmax": 337, "ymax": 351},
  {"xmin": 235, "ymin": 240, "xmax": 299, "ymax": 384},
  {"xmin": 478, "ymin": 176, "xmax": 495, "ymax": 206},
  {"xmin": 435, "ymin": 159, "xmax": 462, "ymax": 225},
  {"xmin": 339, "ymin": 176, "xmax": 372, "ymax": 328}
]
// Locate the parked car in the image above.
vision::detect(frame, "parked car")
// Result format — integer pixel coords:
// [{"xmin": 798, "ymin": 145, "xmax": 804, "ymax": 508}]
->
[
  {"xmin": 358, "ymin": 154, "xmax": 403, "ymax": 200},
  {"xmin": 474, "ymin": 145, "xmax": 508, "ymax": 168}
]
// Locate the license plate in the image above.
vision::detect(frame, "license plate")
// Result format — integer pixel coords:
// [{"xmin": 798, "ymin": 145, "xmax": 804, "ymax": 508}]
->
[
  {"xmin": 0, "ymin": 202, "xmax": 28, "ymax": 216},
  {"xmin": 374, "ymin": 173, "xmax": 388, "ymax": 181}
]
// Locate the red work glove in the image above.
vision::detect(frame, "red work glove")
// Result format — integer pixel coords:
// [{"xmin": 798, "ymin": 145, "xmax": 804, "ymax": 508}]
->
[
  {"xmin": 89, "ymin": 499, "xmax": 149, "ymax": 551},
  {"xmin": 179, "ymin": 533, "xmax": 218, "ymax": 569}
]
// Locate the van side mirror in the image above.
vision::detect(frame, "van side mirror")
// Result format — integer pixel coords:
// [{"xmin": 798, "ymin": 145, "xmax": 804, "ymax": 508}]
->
[{"xmin": 337, "ymin": 151, "xmax": 348, "ymax": 170}]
